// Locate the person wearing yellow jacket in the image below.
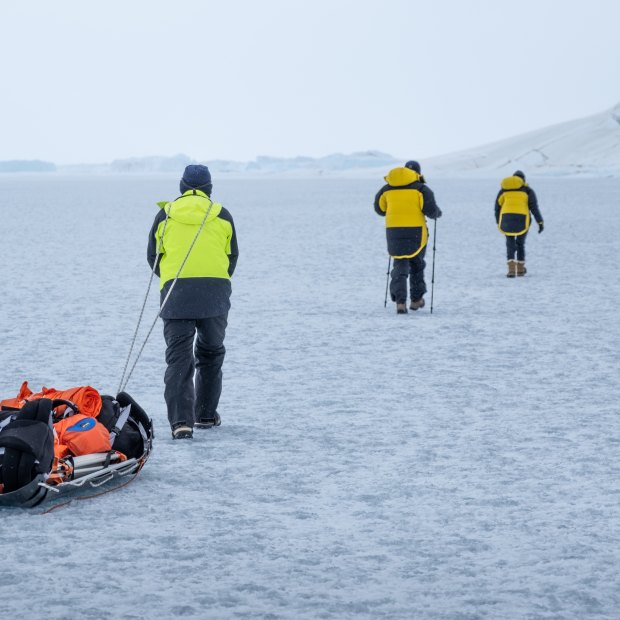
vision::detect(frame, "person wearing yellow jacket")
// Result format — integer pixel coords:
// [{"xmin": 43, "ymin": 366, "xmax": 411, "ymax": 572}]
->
[
  {"xmin": 147, "ymin": 165, "xmax": 238, "ymax": 439},
  {"xmin": 374, "ymin": 161, "xmax": 442, "ymax": 314},
  {"xmin": 495, "ymin": 170, "xmax": 544, "ymax": 277}
]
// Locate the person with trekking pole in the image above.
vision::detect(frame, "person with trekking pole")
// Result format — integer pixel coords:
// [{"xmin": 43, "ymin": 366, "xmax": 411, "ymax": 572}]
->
[
  {"xmin": 147, "ymin": 165, "xmax": 239, "ymax": 439},
  {"xmin": 374, "ymin": 160, "xmax": 442, "ymax": 314}
]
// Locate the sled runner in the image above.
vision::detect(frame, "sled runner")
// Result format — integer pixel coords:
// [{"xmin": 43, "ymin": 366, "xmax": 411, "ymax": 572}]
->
[{"xmin": 0, "ymin": 385, "xmax": 153, "ymax": 508}]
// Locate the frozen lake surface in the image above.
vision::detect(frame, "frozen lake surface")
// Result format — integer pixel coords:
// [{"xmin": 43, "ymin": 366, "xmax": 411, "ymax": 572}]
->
[{"xmin": 0, "ymin": 174, "xmax": 619, "ymax": 619}]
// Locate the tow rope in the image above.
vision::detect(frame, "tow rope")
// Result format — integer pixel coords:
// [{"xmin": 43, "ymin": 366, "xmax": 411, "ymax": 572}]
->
[{"xmin": 118, "ymin": 198, "xmax": 215, "ymax": 392}]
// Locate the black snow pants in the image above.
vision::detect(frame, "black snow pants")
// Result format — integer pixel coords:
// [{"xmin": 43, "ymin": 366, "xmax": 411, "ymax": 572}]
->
[
  {"xmin": 506, "ymin": 233, "xmax": 527, "ymax": 261},
  {"xmin": 390, "ymin": 247, "xmax": 427, "ymax": 304},
  {"xmin": 163, "ymin": 315, "xmax": 227, "ymax": 429}
]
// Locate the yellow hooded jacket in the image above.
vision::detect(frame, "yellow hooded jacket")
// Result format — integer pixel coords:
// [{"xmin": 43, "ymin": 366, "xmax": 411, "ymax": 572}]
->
[
  {"xmin": 496, "ymin": 176, "xmax": 531, "ymax": 236},
  {"xmin": 375, "ymin": 167, "xmax": 428, "ymax": 258}
]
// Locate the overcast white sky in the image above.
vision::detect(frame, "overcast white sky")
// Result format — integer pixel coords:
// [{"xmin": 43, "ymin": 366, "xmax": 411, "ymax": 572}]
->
[{"xmin": 2, "ymin": 0, "xmax": 619, "ymax": 164}]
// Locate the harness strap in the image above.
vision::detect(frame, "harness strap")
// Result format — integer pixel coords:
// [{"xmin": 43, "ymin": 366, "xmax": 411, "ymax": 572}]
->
[
  {"xmin": 136, "ymin": 421, "xmax": 149, "ymax": 444},
  {"xmin": 109, "ymin": 404, "xmax": 131, "ymax": 446},
  {"xmin": 0, "ymin": 417, "xmax": 13, "ymax": 432}
]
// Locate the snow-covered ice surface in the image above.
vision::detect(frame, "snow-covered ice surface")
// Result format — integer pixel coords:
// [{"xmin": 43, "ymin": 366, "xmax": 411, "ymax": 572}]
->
[{"xmin": 1, "ymin": 174, "xmax": 619, "ymax": 619}]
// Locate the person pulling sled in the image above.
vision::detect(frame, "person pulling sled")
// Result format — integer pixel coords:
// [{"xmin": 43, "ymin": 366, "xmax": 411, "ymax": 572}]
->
[{"xmin": 147, "ymin": 165, "xmax": 239, "ymax": 440}]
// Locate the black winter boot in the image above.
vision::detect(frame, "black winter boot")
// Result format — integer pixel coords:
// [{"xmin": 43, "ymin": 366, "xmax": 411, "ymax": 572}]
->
[
  {"xmin": 172, "ymin": 424, "xmax": 193, "ymax": 440},
  {"xmin": 194, "ymin": 412, "xmax": 222, "ymax": 429}
]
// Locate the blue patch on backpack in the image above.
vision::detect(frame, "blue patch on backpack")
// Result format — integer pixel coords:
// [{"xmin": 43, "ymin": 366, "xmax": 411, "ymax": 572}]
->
[{"xmin": 67, "ymin": 418, "xmax": 97, "ymax": 432}]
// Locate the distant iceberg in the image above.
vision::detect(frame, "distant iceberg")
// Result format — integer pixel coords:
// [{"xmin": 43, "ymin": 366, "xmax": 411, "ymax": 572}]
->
[
  {"xmin": 108, "ymin": 153, "xmax": 195, "ymax": 173},
  {"xmin": 52, "ymin": 151, "xmax": 402, "ymax": 177},
  {"xmin": 217, "ymin": 150, "xmax": 401, "ymax": 176},
  {"xmin": 0, "ymin": 160, "xmax": 56, "ymax": 173}
]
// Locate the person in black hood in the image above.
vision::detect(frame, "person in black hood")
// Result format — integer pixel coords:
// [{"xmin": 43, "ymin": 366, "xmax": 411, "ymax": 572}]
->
[
  {"xmin": 374, "ymin": 160, "xmax": 442, "ymax": 313},
  {"xmin": 495, "ymin": 170, "xmax": 544, "ymax": 277},
  {"xmin": 147, "ymin": 165, "xmax": 239, "ymax": 439}
]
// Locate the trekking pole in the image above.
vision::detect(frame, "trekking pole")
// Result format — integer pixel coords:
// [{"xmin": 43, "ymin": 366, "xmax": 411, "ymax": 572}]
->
[
  {"xmin": 383, "ymin": 255, "xmax": 391, "ymax": 307},
  {"xmin": 430, "ymin": 219, "xmax": 437, "ymax": 314}
]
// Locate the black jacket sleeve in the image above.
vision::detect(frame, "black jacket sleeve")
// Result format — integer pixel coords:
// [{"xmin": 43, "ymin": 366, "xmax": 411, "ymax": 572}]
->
[
  {"xmin": 494, "ymin": 190, "xmax": 503, "ymax": 224},
  {"xmin": 219, "ymin": 207, "xmax": 239, "ymax": 277},
  {"xmin": 525, "ymin": 187, "xmax": 543, "ymax": 224},
  {"xmin": 421, "ymin": 185, "xmax": 442, "ymax": 219},
  {"xmin": 374, "ymin": 185, "xmax": 388, "ymax": 216},
  {"xmin": 147, "ymin": 209, "xmax": 167, "ymax": 276}
]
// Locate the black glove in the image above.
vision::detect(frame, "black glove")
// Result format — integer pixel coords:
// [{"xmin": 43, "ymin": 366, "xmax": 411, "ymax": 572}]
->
[
  {"xmin": 435, "ymin": 207, "xmax": 443, "ymax": 219},
  {"xmin": 538, "ymin": 221, "xmax": 544, "ymax": 234}
]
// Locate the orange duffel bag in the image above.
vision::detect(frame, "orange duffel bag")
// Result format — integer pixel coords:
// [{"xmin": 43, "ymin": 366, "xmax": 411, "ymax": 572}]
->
[
  {"xmin": 0, "ymin": 382, "xmax": 102, "ymax": 418},
  {"xmin": 53, "ymin": 414, "xmax": 112, "ymax": 459}
]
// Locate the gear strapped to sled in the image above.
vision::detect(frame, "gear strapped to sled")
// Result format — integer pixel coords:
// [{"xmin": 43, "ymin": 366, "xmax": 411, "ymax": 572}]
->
[{"xmin": 0, "ymin": 385, "xmax": 153, "ymax": 508}]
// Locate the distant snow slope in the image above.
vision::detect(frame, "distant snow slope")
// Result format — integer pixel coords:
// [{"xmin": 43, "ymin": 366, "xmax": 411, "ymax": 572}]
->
[{"xmin": 426, "ymin": 103, "xmax": 620, "ymax": 177}]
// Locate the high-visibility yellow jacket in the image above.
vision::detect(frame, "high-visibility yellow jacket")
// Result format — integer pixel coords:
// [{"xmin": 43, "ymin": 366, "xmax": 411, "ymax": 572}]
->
[{"xmin": 147, "ymin": 189, "xmax": 238, "ymax": 319}]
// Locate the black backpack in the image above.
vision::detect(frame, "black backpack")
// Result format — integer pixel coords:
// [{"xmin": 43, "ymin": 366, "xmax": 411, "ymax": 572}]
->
[
  {"xmin": 0, "ymin": 399, "xmax": 55, "ymax": 494},
  {"xmin": 97, "ymin": 392, "xmax": 153, "ymax": 460}
]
